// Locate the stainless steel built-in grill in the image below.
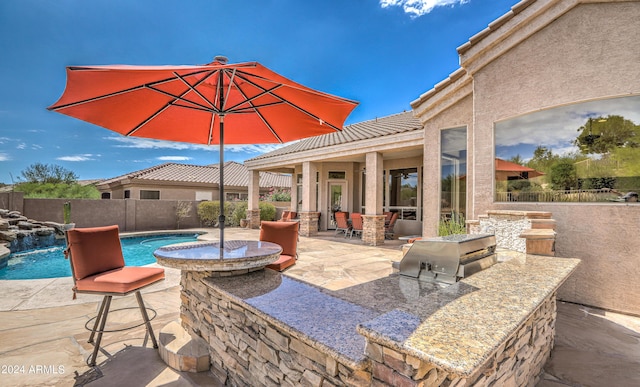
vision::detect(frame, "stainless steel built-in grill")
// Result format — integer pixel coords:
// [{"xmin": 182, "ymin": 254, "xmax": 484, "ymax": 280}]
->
[{"xmin": 398, "ymin": 234, "xmax": 498, "ymax": 284}]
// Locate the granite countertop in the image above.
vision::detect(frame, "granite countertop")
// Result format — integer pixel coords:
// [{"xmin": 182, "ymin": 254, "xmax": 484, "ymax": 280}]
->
[{"xmin": 203, "ymin": 252, "xmax": 579, "ymax": 375}]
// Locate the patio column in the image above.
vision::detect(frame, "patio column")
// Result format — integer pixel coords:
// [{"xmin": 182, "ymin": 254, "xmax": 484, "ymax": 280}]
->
[
  {"xmin": 363, "ymin": 152, "xmax": 385, "ymax": 246},
  {"xmin": 299, "ymin": 161, "xmax": 319, "ymax": 237},
  {"xmin": 247, "ymin": 169, "xmax": 261, "ymax": 229}
]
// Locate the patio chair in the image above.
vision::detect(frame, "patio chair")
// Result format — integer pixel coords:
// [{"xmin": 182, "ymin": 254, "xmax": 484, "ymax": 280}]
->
[
  {"xmin": 260, "ymin": 221, "xmax": 298, "ymax": 271},
  {"xmin": 64, "ymin": 225, "xmax": 165, "ymax": 366},
  {"xmin": 349, "ymin": 213, "xmax": 363, "ymax": 239},
  {"xmin": 334, "ymin": 211, "xmax": 351, "ymax": 237},
  {"xmin": 385, "ymin": 212, "xmax": 399, "ymax": 239},
  {"xmin": 278, "ymin": 210, "xmax": 290, "ymax": 222}
]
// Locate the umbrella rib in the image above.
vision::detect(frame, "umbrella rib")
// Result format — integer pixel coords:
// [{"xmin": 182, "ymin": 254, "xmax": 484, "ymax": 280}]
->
[
  {"xmin": 227, "ymin": 73, "xmax": 343, "ymax": 132},
  {"xmin": 172, "ymin": 70, "xmax": 219, "ymax": 110},
  {"xmin": 127, "ymin": 72, "xmax": 220, "ymax": 136},
  {"xmin": 229, "ymin": 79, "xmax": 283, "ymax": 142},
  {"xmin": 48, "ymin": 68, "xmax": 213, "ymax": 111}
]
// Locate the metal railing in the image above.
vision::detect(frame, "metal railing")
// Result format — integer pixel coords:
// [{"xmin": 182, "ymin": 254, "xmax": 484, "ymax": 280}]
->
[{"xmin": 495, "ymin": 188, "xmax": 623, "ymax": 203}]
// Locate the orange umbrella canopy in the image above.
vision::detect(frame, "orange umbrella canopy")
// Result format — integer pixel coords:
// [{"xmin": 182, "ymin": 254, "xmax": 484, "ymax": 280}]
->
[
  {"xmin": 48, "ymin": 56, "xmax": 358, "ymax": 145},
  {"xmin": 48, "ymin": 56, "xmax": 358, "ymax": 248}
]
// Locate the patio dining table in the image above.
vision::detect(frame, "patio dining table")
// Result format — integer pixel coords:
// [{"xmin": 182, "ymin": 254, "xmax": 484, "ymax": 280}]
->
[{"xmin": 153, "ymin": 240, "xmax": 282, "ymax": 273}]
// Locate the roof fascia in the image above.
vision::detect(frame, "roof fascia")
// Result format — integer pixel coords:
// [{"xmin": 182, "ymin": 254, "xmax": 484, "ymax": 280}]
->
[
  {"xmin": 245, "ymin": 129, "xmax": 424, "ymax": 170},
  {"xmin": 411, "ymin": 73, "xmax": 472, "ymax": 122},
  {"xmin": 457, "ymin": 0, "xmax": 584, "ymax": 75}
]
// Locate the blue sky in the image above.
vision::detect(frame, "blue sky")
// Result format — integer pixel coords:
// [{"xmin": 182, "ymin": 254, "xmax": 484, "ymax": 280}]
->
[{"xmin": 0, "ymin": 0, "xmax": 516, "ymax": 184}]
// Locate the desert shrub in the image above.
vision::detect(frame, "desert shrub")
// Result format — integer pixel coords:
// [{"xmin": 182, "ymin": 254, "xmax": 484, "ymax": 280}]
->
[
  {"xmin": 260, "ymin": 187, "xmax": 291, "ymax": 202},
  {"xmin": 197, "ymin": 201, "xmax": 233, "ymax": 227},
  {"xmin": 259, "ymin": 202, "xmax": 276, "ymax": 221},
  {"xmin": 438, "ymin": 214, "xmax": 466, "ymax": 236},
  {"xmin": 231, "ymin": 202, "xmax": 248, "ymax": 226}
]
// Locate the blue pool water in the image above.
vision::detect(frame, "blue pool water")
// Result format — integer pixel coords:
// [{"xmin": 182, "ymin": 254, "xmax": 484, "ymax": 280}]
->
[{"xmin": 0, "ymin": 233, "xmax": 200, "ymax": 280}]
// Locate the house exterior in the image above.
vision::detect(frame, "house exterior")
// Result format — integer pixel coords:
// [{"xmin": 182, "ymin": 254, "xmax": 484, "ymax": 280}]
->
[
  {"xmin": 96, "ymin": 161, "xmax": 291, "ymax": 201},
  {"xmin": 246, "ymin": 0, "xmax": 640, "ymax": 316}
]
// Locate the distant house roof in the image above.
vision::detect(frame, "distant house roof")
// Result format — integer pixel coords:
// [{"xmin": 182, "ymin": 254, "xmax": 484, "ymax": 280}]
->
[
  {"xmin": 495, "ymin": 158, "xmax": 544, "ymax": 177},
  {"xmin": 96, "ymin": 162, "xmax": 290, "ymax": 188},
  {"xmin": 246, "ymin": 111, "xmax": 422, "ymax": 162}
]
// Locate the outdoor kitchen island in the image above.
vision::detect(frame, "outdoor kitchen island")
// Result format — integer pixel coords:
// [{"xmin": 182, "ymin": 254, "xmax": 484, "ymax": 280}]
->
[{"xmin": 179, "ymin": 251, "xmax": 579, "ymax": 386}]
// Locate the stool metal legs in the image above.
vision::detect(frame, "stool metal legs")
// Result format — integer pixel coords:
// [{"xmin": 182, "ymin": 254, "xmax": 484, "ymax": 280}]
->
[
  {"xmin": 86, "ymin": 292, "xmax": 157, "ymax": 366},
  {"xmin": 135, "ymin": 291, "xmax": 158, "ymax": 349},
  {"xmin": 89, "ymin": 296, "xmax": 112, "ymax": 366}
]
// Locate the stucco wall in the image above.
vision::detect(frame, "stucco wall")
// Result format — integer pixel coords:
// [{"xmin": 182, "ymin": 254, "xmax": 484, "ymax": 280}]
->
[
  {"xmin": 21, "ymin": 198, "xmax": 201, "ymax": 231},
  {"xmin": 469, "ymin": 2, "xmax": 640, "ymax": 315}
]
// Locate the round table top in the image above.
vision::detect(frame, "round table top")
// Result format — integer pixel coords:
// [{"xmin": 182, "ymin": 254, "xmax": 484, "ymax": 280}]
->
[{"xmin": 153, "ymin": 240, "xmax": 282, "ymax": 272}]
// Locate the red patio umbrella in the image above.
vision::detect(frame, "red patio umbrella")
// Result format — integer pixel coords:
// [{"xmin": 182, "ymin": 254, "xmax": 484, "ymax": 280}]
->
[{"xmin": 48, "ymin": 56, "xmax": 358, "ymax": 247}]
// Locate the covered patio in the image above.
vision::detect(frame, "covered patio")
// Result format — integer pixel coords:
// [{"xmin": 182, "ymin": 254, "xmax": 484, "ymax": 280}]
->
[{"xmin": 1, "ymin": 228, "xmax": 638, "ymax": 386}]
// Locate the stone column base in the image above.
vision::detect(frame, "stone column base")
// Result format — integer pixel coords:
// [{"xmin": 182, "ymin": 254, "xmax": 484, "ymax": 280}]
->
[
  {"xmin": 298, "ymin": 211, "xmax": 320, "ymax": 237},
  {"xmin": 247, "ymin": 209, "xmax": 261, "ymax": 229},
  {"xmin": 362, "ymin": 215, "xmax": 385, "ymax": 246}
]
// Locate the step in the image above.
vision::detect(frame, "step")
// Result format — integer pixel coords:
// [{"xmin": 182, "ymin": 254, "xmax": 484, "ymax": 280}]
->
[{"xmin": 158, "ymin": 320, "xmax": 210, "ymax": 373}]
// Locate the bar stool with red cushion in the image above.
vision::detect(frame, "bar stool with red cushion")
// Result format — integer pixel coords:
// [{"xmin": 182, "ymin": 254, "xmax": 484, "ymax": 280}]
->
[
  {"xmin": 259, "ymin": 221, "xmax": 298, "ymax": 271},
  {"xmin": 65, "ymin": 225, "xmax": 165, "ymax": 366}
]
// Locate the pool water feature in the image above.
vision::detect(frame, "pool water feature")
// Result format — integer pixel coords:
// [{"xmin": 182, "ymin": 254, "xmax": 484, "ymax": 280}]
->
[{"xmin": 0, "ymin": 233, "xmax": 200, "ymax": 280}]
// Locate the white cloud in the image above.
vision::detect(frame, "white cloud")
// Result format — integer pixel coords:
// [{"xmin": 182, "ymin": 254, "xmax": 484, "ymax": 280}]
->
[
  {"xmin": 106, "ymin": 136, "xmax": 205, "ymax": 150},
  {"xmin": 225, "ymin": 144, "xmax": 288, "ymax": 154},
  {"xmin": 0, "ymin": 153, "xmax": 10, "ymax": 161},
  {"xmin": 157, "ymin": 156, "xmax": 193, "ymax": 161},
  {"xmin": 56, "ymin": 154, "xmax": 97, "ymax": 162},
  {"xmin": 380, "ymin": 0, "xmax": 469, "ymax": 17},
  {"xmin": 16, "ymin": 143, "xmax": 26, "ymax": 150},
  {"xmin": 106, "ymin": 135, "xmax": 289, "ymax": 155}
]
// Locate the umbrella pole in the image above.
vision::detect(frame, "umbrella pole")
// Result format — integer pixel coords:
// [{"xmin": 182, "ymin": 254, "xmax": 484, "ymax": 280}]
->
[{"xmin": 219, "ymin": 116, "xmax": 225, "ymax": 250}]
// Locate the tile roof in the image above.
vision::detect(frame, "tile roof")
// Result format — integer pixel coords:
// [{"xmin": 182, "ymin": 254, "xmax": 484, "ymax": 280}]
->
[
  {"xmin": 96, "ymin": 161, "xmax": 290, "ymax": 188},
  {"xmin": 456, "ymin": 0, "xmax": 536, "ymax": 55},
  {"xmin": 246, "ymin": 111, "xmax": 422, "ymax": 161}
]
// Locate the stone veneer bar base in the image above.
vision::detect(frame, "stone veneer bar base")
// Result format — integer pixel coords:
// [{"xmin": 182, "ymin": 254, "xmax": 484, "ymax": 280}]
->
[
  {"xmin": 180, "ymin": 271, "xmax": 371, "ymax": 386},
  {"xmin": 180, "ymin": 268, "xmax": 562, "ymax": 387},
  {"xmin": 364, "ymin": 295, "xmax": 557, "ymax": 386}
]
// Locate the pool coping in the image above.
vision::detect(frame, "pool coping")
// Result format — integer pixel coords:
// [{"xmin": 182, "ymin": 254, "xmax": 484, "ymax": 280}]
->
[{"xmin": 0, "ymin": 228, "xmax": 216, "ymax": 311}]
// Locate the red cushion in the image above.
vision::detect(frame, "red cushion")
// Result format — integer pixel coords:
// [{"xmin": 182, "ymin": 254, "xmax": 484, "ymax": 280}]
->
[
  {"xmin": 259, "ymin": 221, "xmax": 298, "ymax": 257},
  {"xmin": 266, "ymin": 255, "xmax": 296, "ymax": 272},
  {"xmin": 67, "ymin": 225, "xmax": 125, "ymax": 280},
  {"xmin": 74, "ymin": 267, "xmax": 165, "ymax": 295}
]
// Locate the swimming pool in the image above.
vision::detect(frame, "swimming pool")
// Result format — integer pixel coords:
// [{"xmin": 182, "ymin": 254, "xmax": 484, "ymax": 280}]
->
[{"xmin": 0, "ymin": 233, "xmax": 201, "ymax": 280}]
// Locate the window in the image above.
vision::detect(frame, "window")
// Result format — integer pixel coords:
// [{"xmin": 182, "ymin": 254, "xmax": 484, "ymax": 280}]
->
[
  {"xmin": 226, "ymin": 192, "xmax": 248, "ymax": 201},
  {"xmin": 124, "ymin": 190, "xmax": 130, "ymax": 199},
  {"xmin": 441, "ymin": 127, "xmax": 467, "ymax": 220},
  {"xmin": 296, "ymin": 174, "xmax": 303, "ymax": 213},
  {"xmin": 140, "ymin": 190, "xmax": 160, "ymax": 200},
  {"xmin": 101, "ymin": 192, "xmax": 111, "ymax": 199},
  {"xmin": 328, "ymin": 171, "xmax": 346, "ymax": 179},
  {"xmin": 495, "ymin": 95, "xmax": 640, "ymax": 203},
  {"xmin": 389, "ymin": 168, "xmax": 418, "ymax": 220},
  {"xmin": 196, "ymin": 191, "xmax": 212, "ymax": 201}
]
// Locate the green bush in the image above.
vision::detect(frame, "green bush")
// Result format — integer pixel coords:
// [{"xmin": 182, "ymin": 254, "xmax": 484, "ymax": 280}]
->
[
  {"xmin": 197, "ymin": 201, "xmax": 218, "ymax": 227},
  {"xmin": 260, "ymin": 187, "xmax": 291, "ymax": 202},
  {"xmin": 197, "ymin": 201, "xmax": 234, "ymax": 227},
  {"xmin": 231, "ymin": 202, "xmax": 248, "ymax": 226},
  {"xmin": 15, "ymin": 182, "xmax": 100, "ymax": 199},
  {"xmin": 438, "ymin": 215, "xmax": 466, "ymax": 236},
  {"xmin": 259, "ymin": 202, "xmax": 276, "ymax": 221}
]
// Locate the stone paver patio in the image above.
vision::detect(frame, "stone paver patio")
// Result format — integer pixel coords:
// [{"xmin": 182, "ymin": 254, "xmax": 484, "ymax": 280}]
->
[{"xmin": 0, "ymin": 228, "xmax": 638, "ymax": 386}]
